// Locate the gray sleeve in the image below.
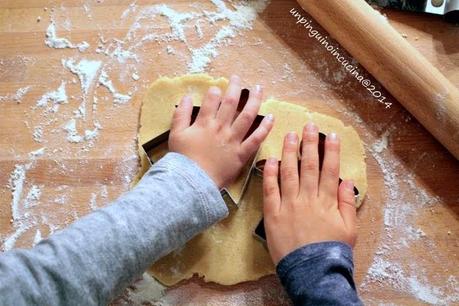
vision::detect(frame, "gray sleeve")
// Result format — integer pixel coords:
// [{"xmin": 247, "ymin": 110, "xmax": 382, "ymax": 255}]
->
[{"xmin": 0, "ymin": 152, "xmax": 228, "ymax": 306}]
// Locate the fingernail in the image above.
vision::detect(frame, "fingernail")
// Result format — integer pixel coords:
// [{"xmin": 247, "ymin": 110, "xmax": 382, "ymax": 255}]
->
[
  {"xmin": 287, "ymin": 131, "xmax": 297, "ymax": 143},
  {"xmin": 209, "ymin": 86, "xmax": 221, "ymax": 96},
  {"xmin": 265, "ymin": 113, "xmax": 274, "ymax": 122},
  {"xmin": 181, "ymin": 95, "xmax": 192, "ymax": 106},
  {"xmin": 267, "ymin": 157, "xmax": 277, "ymax": 165},
  {"xmin": 255, "ymin": 84, "xmax": 263, "ymax": 93},
  {"xmin": 230, "ymin": 74, "xmax": 240, "ymax": 82},
  {"xmin": 344, "ymin": 180, "xmax": 354, "ymax": 191},
  {"xmin": 306, "ymin": 122, "xmax": 317, "ymax": 133},
  {"xmin": 328, "ymin": 132, "xmax": 338, "ymax": 141}
]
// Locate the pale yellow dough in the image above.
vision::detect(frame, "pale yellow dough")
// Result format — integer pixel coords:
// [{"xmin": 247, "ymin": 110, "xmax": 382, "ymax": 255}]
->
[{"xmin": 137, "ymin": 74, "xmax": 367, "ymax": 286}]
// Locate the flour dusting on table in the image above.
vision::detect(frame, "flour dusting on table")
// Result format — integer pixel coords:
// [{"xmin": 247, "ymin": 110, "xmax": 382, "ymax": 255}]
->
[{"xmin": 0, "ymin": 1, "xmax": 457, "ymax": 305}]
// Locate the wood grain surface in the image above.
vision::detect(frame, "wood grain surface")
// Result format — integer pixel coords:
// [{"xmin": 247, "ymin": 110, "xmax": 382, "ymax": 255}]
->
[{"xmin": 0, "ymin": 1, "xmax": 458, "ymax": 305}]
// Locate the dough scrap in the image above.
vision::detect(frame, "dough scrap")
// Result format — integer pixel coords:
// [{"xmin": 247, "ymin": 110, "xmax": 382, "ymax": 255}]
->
[{"xmin": 137, "ymin": 74, "xmax": 367, "ymax": 286}]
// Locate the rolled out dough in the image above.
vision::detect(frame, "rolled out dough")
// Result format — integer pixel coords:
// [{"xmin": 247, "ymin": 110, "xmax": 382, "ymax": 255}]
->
[{"xmin": 137, "ymin": 74, "xmax": 367, "ymax": 286}]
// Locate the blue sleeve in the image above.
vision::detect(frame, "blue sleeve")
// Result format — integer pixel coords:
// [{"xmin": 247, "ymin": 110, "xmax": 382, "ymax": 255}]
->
[
  {"xmin": 0, "ymin": 152, "xmax": 228, "ymax": 306},
  {"xmin": 276, "ymin": 241, "xmax": 363, "ymax": 306}
]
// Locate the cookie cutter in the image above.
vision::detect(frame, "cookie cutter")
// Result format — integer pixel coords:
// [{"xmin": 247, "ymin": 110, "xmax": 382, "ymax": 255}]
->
[
  {"xmin": 142, "ymin": 88, "xmax": 265, "ymax": 206},
  {"xmin": 253, "ymin": 132, "xmax": 360, "ymax": 243}
]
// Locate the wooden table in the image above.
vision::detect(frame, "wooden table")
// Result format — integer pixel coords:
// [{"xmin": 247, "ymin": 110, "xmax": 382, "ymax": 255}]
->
[{"xmin": 0, "ymin": 1, "xmax": 458, "ymax": 305}]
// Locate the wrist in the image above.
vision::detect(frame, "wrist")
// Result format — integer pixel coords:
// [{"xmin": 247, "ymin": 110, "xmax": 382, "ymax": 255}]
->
[{"xmin": 276, "ymin": 241, "xmax": 354, "ymax": 275}]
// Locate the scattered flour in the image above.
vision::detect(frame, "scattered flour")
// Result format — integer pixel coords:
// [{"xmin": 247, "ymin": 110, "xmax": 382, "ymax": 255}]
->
[
  {"xmin": 372, "ymin": 130, "xmax": 390, "ymax": 153},
  {"xmin": 99, "ymin": 70, "xmax": 132, "ymax": 104},
  {"xmin": 24, "ymin": 185, "xmax": 42, "ymax": 209},
  {"xmin": 84, "ymin": 122, "xmax": 102, "ymax": 141},
  {"xmin": 123, "ymin": 0, "xmax": 269, "ymax": 73},
  {"xmin": 120, "ymin": 2, "xmax": 138, "ymax": 19},
  {"xmin": 188, "ymin": 0, "xmax": 269, "ymax": 73},
  {"xmin": 32, "ymin": 229, "xmax": 42, "ymax": 246},
  {"xmin": 53, "ymin": 196, "xmax": 67, "ymax": 205},
  {"xmin": 62, "ymin": 58, "xmax": 102, "ymax": 119},
  {"xmin": 100, "ymin": 185, "xmax": 108, "ymax": 199},
  {"xmin": 195, "ymin": 20, "xmax": 204, "ymax": 39},
  {"xmin": 33, "ymin": 126, "xmax": 44, "ymax": 143},
  {"xmin": 8, "ymin": 164, "xmax": 30, "ymax": 221},
  {"xmin": 62, "ymin": 119, "xmax": 101, "ymax": 143},
  {"xmin": 45, "ymin": 21, "xmax": 90, "ymax": 52},
  {"xmin": 36, "ymin": 81, "xmax": 68, "ymax": 111},
  {"xmin": 63, "ymin": 119, "xmax": 83, "ymax": 143},
  {"xmin": 0, "ymin": 86, "xmax": 31, "ymax": 103},
  {"xmin": 131, "ymin": 72, "xmax": 140, "ymax": 81},
  {"xmin": 62, "ymin": 58, "xmax": 102, "ymax": 95},
  {"xmin": 166, "ymin": 45, "xmax": 175, "ymax": 55},
  {"xmin": 89, "ymin": 193, "xmax": 98, "ymax": 211},
  {"xmin": 126, "ymin": 273, "xmax": 166, "ymax": 304},
  {"xmin": 360, "ymin": 124, "xmax": 456, "ymax": 305},
  {"xmin": 13, "ymin": 86, "xmax": 32, "ymax": 102},
  {"xmin": 3, "ymin": 156, "xmax": 41, "ymax": 251},
  {"xmin": 2, "ymin": 223, "xmax": 31, "ymax": 251},
  {"xmin": 29, "ymin": 147, "xmax": 46, "ymax": 158},
  {"xmin": 110, "ymin": 44, "xmax": 139, "ymax": 64},
  {"xmin": 281, "ymin": 63, "xmax": 295, "ymax": 82}
]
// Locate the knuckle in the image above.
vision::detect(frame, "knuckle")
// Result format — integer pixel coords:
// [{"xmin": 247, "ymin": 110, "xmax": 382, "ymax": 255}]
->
[
  {"xmin": 340, "ymin": 191, "xmax": 356, "ymax": 205},
  {"xmin": 213, "ymin": 120, "xmax": 224, "ymax": 131},
  {"xmin": 265, "ymin": 211, "xmax": 281, "ymax": 222},
  {"xmin": 172, "ymin": 109, "xmax": 182, "ymax": 120},
  {"xmin": 250, "ymin": 130, "xmax": 265, "ymax": 144},
  {"xmin": 263, "ymin": 184, "xmax": 278, "ymax": 197},
  {"xmin": 283, "ymin": 143, "xmax": 297, "ymax": 153},
  {"xmin": 224, "ymin": 96, "xmax": 238, "ymax": 106},
  {"xmin": 326, "ymin": 141, "xmax": 340, "ymax": 152},
  {"xmin": 348, "ymin": 231, "xmax": 357, "ymax": 245},
  {"xmin": 341, "ymin": 198, "xmax": 355, "ymax": 207},
  {"xmin": 303, "ymin": 132, "xmax": 318, "ymax": 144},
  {"xmin": 208, "ymin": 86, "xmax": 221, "ymax": 97},
  {"xmin": 301, "ymin": 157, "xmax": 318, "ymax": 172},
  {"xmin": 237, "ymin": 150, "xmax": 249, "ymax": 164},
  {"xmin": 281, "ymin": 166, "xmax": 298, "ymax": 181},
  {"xmin": 322, "ymin": 165, "xmax": 340, "ymax": 178},
  {"xmin": 238, "ymin": 111, "xmax": 255, "ymax": 126}
]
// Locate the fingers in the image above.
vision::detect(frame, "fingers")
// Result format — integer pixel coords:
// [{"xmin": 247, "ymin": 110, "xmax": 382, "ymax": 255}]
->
[
  {"xmin": 263, "ymin": 157, "xmax": 281, "ymax": 215},
  {"xmin": 338, "ymin": 180, "xmax": 357, "ymax": 232},
  {"xmin": 319, "ymin": 132, "xmax": 340, "ymax": 203},
  {"xmin": 280, "ymin": 132, "xmax": 300, "ymax": 199},
  {"xmin": 232, "ymin": 85, "xmax": 263, "ymax": 141},
  {"xmin": 300, "ymin": 123, "xmax": 319, "ymax": 199},
  {"xmin": 216, "ymin": 75, "xmax": 242, "ymax": 125},
  {"xmin": 171, "ymin": 95, "xmax": 193, "ymax": 133},
  {"xmin": 195, "ymin": 86, "xmax": 222, "ymax": 124},
  {"xmin": 240, "ymin": 114, "xmax": 274, "ymax": 161}
]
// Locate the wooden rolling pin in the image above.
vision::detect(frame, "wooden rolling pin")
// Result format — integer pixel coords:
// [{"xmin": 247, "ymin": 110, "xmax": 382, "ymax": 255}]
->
[{"xmin": 296, "ymin": 0, "xmax": 459, "ymax": 159}]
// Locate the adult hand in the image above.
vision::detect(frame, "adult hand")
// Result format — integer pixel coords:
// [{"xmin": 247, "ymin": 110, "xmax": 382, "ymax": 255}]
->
[
  {"xmin": 169, "ymin": 75, "xmax": 274, "ymax": 189},
  {"xmin": 262, "ymin": 123, "xmax": 357, "ymax": 265}
]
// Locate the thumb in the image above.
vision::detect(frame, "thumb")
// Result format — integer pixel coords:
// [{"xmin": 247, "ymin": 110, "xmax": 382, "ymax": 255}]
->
[
  {"xmin": 338, "ymin": 180, "xmax": 357, "ymax": 232},
  {"xmin": 171, "ymin": 95, "xmax": 193, "ymax": 134}
]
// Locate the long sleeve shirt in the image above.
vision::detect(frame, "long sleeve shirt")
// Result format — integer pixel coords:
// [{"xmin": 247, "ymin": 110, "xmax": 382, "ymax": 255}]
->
[
  {"xmin": 0, "ymin": 152, "xmax": 362, "ymax": 305},
  {"xmin": 277, "ymin": 241, "xmax": 363, "ymax": 306}
]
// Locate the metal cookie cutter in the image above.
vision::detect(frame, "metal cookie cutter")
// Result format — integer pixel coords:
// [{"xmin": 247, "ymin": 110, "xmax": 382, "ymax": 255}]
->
[
  {"xmin": 142, "ymin": 88, "xmax": 265, "ymax": 206},
  {"xmin": 370, "ymin": 0, "xmax": 459, "ymax": 22},
  {"xmin": 253, "ymin": 132, "xmax": 360, "ymax": 244}
]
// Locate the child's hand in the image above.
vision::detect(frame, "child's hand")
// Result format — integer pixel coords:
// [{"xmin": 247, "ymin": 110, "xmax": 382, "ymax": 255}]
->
[
  {"xmin": 169, "ymin": 75, "xmax": 274, "ymax": 189},
  {"xmin": 262, "ymin": 123, "xmax": 357, "ymax": 265}
]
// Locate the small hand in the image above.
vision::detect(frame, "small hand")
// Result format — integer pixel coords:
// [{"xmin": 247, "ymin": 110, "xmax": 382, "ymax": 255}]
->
[
  {"xmin": 169, "ymin": 75, "xmax": 274, "ymax": 189},
  {"xmin": 262, "ymin": 123, "xmax": 357, "ymax": 265}
]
